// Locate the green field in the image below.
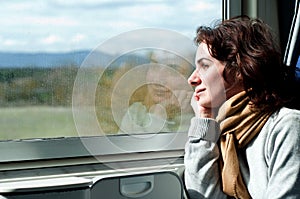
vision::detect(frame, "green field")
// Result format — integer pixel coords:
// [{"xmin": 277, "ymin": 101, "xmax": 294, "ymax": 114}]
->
[{"xmin": 0, "ymin": 106, "xmax": 78, "ymax": 140}]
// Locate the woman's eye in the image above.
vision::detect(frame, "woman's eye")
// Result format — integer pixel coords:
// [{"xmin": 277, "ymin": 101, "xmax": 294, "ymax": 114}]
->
[{"xmin": 200, "ymin": 63, "xmax": 210, "ymax": 70}]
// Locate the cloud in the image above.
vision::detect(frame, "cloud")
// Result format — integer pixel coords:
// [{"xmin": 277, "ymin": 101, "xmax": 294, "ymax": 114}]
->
[
  {"xmin": 71, "ymin": 34, "xmax": 86, "ymax": 43},
  {"xmin": 25, "ymin": 16, "xmax": 78, "ymax": 26},
  {"xmin": 40, "ymin": 35, "xmax": 63, "ymax": 45},
  {"xmin": 4, "ymin": 2, "xmax": 33, "ymax": 11},
  {"xmin": 49, "ymin": 0, "xmax": 174, "ymax": 10},
  {"xmin": 3, "ymin": 39, "xmax": 19, "ymax": 46},
  {"xmin": 0, "ymin": 0, "xmax": 222, "ymax": 52},
  {"xmin": 187, "ymin": 1, "xmax": 217, "ymax": 12}
]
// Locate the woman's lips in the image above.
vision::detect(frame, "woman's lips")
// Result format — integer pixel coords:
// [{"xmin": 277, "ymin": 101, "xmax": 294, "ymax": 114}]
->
[{"xmin": 194, "ymin": 87, "xmax": 206, "ymax": 100}]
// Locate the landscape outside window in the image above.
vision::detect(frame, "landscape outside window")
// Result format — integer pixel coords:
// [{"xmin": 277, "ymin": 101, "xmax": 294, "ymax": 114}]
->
[{"xmin": 0, "ymin": 0, "xmax": 222, "ymax": 140}]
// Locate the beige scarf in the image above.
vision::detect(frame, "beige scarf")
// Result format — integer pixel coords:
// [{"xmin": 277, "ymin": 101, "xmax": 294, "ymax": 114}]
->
[{"xmin": 216, "ymin": 91, "xmax": 274, "ymax": 199}]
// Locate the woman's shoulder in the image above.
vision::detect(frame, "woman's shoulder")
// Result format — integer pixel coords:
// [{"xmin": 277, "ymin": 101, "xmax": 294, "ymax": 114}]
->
[
  {"xmin": 254, "ymin": 107, "xmax": 300, "ymax": 166},
  {"xmin": 263, "ymin": 107, "xmax": 300, "ymax": 143},
  {"xmin": 270, "ymin": 107, "xmax": 300, "ymax": 122}
]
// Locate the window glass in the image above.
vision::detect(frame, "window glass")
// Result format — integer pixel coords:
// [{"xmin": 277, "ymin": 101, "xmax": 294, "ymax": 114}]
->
[
  {"xmin": 296, "ymin": 56, "xmax": 300, "ymax": 82},
  {"xmin": 0, "ymin": 0, "xmax": 222, "ymax": 140}
]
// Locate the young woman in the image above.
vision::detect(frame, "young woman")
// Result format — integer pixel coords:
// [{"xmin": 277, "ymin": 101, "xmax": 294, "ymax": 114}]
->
[{"xmin": 184, "ymin": 16, "xmax": 300, "ymax": 199}]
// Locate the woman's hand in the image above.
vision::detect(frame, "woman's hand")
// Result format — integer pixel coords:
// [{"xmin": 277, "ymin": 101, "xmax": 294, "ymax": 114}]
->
[{"xmin": 156, "ymin": 89, "xmax": 193, "ymax": 114}]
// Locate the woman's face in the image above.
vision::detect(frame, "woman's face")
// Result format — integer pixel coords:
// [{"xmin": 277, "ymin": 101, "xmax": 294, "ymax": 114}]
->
[
  {"xmin": 188, "ymin": 42, "xmax": 229, "ymax": 108},
  {"xmin": 146, "ymin": 67, "xmax": 176, "ymax": 103},
  {"xmin": 146, "ymin": 65, "xmax": 189, "ymax": 103}
]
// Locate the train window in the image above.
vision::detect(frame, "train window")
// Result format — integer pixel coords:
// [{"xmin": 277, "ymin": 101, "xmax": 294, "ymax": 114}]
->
[
  {"xmin": 0, "ymin": 1, "xmax": 222, "ymax": 163},
  {"xmin": 297, "ymin": 57, "xmax": 300, "ymax": 82},
  {"xmin": 284, "ymin": 0, "xmax": 300, "ymax": 82}
]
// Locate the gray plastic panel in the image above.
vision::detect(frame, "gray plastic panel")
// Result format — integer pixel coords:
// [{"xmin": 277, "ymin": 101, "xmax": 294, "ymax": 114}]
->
[
  {"xmin": 0, "ymin": 177, "xmax": 92, "ymax": 199},
  {"xmin": 91, "ymin": 171, "xmax": 183, "ymax": 199}
]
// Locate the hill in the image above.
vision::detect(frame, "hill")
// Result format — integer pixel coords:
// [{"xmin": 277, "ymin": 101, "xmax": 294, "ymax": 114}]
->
[
  {"xmin": 0, "ymin": 51, "xmax": 93, "ymax": 68},
  {"xmin": 0, "ymin": 50, "xmax": 150, "ymax": 68}
]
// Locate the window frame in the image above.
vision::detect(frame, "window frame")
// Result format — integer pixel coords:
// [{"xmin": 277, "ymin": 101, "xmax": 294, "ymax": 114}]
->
[{"xmin": 0, "ymin": 132, "xmax": 188, "ymax": 165}]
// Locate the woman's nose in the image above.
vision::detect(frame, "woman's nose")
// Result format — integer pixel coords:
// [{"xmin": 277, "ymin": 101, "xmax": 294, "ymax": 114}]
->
[{"xmin": 188, "ymin": 70, "xmax": 201, "ymax": 86}]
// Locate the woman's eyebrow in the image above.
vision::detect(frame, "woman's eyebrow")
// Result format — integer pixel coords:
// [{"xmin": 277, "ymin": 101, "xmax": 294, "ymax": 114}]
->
[{"xmin": 196, "ymin": 57, "xmax": 213, "ymax": 65}]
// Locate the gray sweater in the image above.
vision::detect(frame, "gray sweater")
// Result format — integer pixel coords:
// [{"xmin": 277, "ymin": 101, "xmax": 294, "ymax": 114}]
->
[{"xmin": 184, "ymin": 107, "xmax": 300, "ymax": 199}]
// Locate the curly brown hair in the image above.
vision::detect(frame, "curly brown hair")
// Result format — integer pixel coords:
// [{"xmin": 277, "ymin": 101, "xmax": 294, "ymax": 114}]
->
[{"xmin": 195, "ymin": 15, "xmax": 290, "ymax": 110}]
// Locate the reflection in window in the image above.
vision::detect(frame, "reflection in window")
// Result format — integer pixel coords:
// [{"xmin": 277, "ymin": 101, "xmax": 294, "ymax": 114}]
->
[
  {"xmin": 0, "ymin": 0, "xmax": 222, "ymax": 140},
  {"xmin": 95, "ymin": 50, "xmax": 194, "ymax": 135}
]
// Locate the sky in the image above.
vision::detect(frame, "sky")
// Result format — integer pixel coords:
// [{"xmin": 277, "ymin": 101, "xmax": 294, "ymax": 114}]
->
[{"xmin": 0, "ymin": 0, "xmax": 222, "ymax": 53}]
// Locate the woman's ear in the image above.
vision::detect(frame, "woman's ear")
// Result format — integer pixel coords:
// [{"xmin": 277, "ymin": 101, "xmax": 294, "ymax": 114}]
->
[
  {"xmin": 223, "ymin": 61, "xmax": 240, "ymax": 83},
  {"xmin": 236, "ymin": 71, "xmax": 243, "ymax": 81}
]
